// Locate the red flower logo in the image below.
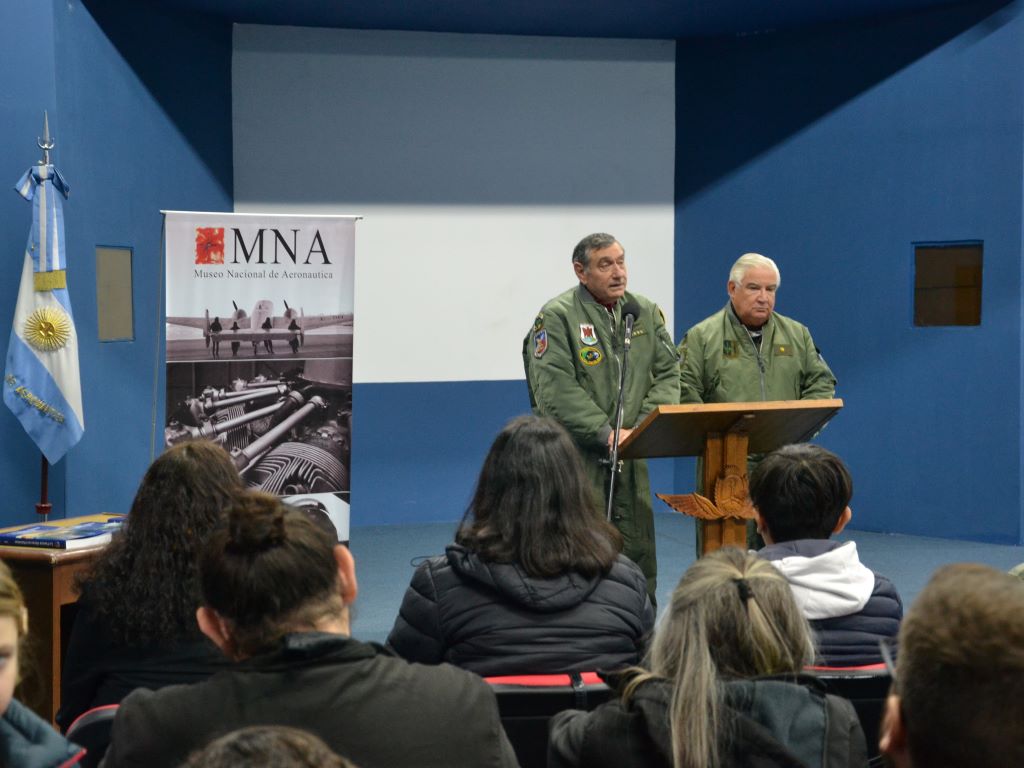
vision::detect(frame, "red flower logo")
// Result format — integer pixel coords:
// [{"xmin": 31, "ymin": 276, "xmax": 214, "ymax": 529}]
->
[{"xmin": 195, "ymin": 227, "xmax": 225, "ymax": 264}]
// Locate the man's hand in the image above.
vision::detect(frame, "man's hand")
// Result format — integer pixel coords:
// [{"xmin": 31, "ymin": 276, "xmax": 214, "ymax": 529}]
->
[{"xmin": 607, "ymin": 427, "xmax": 633, "ymax": 448}]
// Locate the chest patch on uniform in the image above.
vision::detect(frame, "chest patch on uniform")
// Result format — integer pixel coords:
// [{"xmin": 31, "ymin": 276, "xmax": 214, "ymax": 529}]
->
[
  {"xmin": 774, "ymin": 343, "xmax": 793, "ymax": 356},
  {"xmin": 579, "ymin": 346, "xmax": 603, "ymax": 366},
  {"xmin": 723, "ymin": 339, "xmax": 739, "ymax": 358},
  {"xmin": 533, "ymin": 329, "xmax": 548, "ymax": 358},
  {"xmin": 579, "ymin": 323, "xmax": 598, "ymax": 345}
]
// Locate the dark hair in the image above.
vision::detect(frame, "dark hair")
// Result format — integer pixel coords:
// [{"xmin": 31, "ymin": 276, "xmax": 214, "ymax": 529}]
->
[
  {"xmin": 199, "ymin": 492, "xmax": 341, "ymax": 658},
  {"xmin": 79, "ymin": 441, "xmax": 243, "ymax": 646},
  {"xmin": 898, "ymin": 563, "xmax": 1024, "ymax": 768},
  {"xmin": 455, "ymin": 415, "xmax": 621, "ymax": 578},
  {"xmin": 748, "ymin": 443, "xmax": 852, "ymax": 542},
  {"xmin": 571, "ymin": 233, "xmax": 619, "ymax": 268},
  {"xmin": 184, "ymin": 726, "xmax": 357, "ymax": 768}
]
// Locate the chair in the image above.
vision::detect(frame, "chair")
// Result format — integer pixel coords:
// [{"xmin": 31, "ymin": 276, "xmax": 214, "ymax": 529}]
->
[
  {"xmin": 807, "ymin": 664, "xmax": 892, "ymax": 764},
  {"xmin": 65, "ymin": 704, "xmax": 119, "ymax": 768},
  {"xmin": 485, "ymin": 672, "xmax": 612, "ymax": 768}
]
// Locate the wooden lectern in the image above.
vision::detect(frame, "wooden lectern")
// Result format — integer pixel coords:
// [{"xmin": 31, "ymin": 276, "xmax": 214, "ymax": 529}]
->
[{"xmin": 620, "ymin": 399, "xmax": 843, "ymax": 555}]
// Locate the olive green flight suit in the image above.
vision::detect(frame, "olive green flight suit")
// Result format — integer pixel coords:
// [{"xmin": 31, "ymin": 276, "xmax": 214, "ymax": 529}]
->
[
  {"xmin": 678, "ymin": 304, "xmax": 835, "ymax": 404},
  {"xmin": 677, "ymin": 303, "xmax": 836, "ymax": 552},
  {"xmin": 523, "ymin": 285, "xmax": 680, "ymax": 598}
]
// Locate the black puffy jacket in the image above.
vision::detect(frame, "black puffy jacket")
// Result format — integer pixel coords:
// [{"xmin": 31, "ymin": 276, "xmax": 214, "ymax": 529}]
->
[{"xmin": 386, "ymin": 544, "xmax": 654, "ymax": 675}]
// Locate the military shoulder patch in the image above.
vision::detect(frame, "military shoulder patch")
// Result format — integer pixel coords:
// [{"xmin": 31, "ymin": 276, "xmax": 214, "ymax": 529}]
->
[
  {"xmin": 532, "ymin": 314, "xmax": 544, "ymax": 333},
  {"xmin": 533, "ymin": 329, "xmax": 548, "ymax": 358},
  {"xmin": 579, "ymin": 345, "xmax": 603, "ymax": 366}
]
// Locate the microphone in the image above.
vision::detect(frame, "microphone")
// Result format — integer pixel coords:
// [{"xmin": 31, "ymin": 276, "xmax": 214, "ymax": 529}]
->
[
  {"xmin": 622, "ymin": 300, "xmax": 640, "ymax": 348},
  {"xmin": 605, "ymin": 299, "xmax": 641, "ymax": 521}
]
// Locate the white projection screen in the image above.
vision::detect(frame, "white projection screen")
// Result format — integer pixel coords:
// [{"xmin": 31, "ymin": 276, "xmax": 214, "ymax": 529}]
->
[{"xmin": 233, "ymin": 26, "xmax": 676, "ymax": 384}]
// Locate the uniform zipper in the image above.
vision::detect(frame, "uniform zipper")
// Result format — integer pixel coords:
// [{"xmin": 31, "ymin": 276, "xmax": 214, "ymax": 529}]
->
[{"xmin": 743, "ymin": 327, "xmax": 767, "ymax": 401}]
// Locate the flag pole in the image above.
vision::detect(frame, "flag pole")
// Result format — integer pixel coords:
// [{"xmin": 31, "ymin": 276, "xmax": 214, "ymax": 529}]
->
[
  {"xmin": 36, "ymin": 456, "xmax": 51, "ymax": 521},
  {"xmin": 33, "ymin": 113, "xmax": 56, "ymax": 523}
]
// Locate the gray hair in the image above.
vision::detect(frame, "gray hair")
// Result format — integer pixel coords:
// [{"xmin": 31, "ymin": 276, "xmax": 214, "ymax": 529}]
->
[
  {"xmin": 624, "ymin": 547, "xmax": 813, "ymax": 768},
  {"xmin": 729, "ymin": 252, "xmax": 781, "ymax": 288},
  {"xmin": 572, "ymin": 233, "xmax": 620, "ymax": 268}
]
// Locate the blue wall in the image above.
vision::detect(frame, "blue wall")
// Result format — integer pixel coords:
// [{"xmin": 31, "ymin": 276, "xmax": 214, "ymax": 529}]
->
[
  {"xmin": 0, "ymin": 0, "xmax": 232, "ymax": 526},
  {"xmin": 351, "ymin": 379, "xmax": 678, "ymax": 526},
  {"xmin": 4, "ymin": 1, "xmax": 1024, "ymax": 544},
  {"xmin": 1, "ymin": 1, "xmax": 65, "ymax": 522},
  {"xmin": 675, "ymin": 2, "xmax": 1024, "ymax": 543}
]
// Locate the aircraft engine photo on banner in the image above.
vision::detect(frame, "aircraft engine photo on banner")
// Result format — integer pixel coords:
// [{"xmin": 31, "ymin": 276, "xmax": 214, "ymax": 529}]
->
[{"xmin": 162, "ymin": 211, "xmax": 357, "ymax": 542}]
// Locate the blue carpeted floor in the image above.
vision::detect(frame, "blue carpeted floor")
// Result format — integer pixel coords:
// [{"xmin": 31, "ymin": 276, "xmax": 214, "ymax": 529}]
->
[{"xmin": 349, "ymin": 512, "xmax": 1024, "ymax": 644}]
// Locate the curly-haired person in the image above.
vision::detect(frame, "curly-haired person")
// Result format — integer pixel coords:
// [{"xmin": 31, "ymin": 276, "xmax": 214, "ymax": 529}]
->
[{"xmin": 57, "ymin": 440, "xmax": 242, "ymax": 731}]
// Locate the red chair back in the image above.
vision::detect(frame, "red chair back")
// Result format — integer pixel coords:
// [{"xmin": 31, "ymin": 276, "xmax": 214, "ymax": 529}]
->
[
  {"xmin": 65, "ymin": 704, "xmax": 119, "ymax": 768},
  {"xmin": 485, "ymin": 672, "xmax": 611, "ymax": 768}
]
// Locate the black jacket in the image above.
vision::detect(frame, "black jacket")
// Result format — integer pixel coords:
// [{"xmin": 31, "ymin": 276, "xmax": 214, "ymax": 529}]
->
[
  {"xmin": 100, "ymin": 632, "xmax": 518, "ymax": 768},
  {"xmin": 549, "ymin": 675, "xmax": 868, "ymax": 768},
  {"xmin": 386, "ymin": 545, "xmax": 654, "ymax": 675},
  {"xmin": 57, "ymin": 592, "xmax": 228, "ymax": 732}
]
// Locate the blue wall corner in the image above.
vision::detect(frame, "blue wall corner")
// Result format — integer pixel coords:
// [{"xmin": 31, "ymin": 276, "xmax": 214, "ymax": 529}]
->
[
  {"xmin": 0, "ymin": 1, "xmax": 65, "ymax": 523},
  {"xmin": 0, "ymin": 0, "xmax": 233, "ymax": 526},
  {"xmin": 675, "ymin": 2, "xmax": 1024, "ymax": 544}
]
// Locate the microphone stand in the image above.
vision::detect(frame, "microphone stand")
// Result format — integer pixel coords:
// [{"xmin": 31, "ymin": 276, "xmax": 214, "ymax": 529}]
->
[{"xmin": 606, "ymin": 311, "xmax": 636, "ymax": 521}]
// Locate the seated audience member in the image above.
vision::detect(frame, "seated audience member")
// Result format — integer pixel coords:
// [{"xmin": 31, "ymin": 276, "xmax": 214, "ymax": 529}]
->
[
  {"xmin": 0, "ymin": 560, "xmax": 84, "ymax": 766},
  {"xmin": 387, "ymin": 415, "xmax": 653, "ymax": 675},
  {"xmin": 880, "ymin": 563, "xmax": 1024, "ymax": 768},
  {"xmin": 100, "ymin": 492, "xmax": 518, "ymax": 768},
  {"xmin": 184, "ymin": 726, "xmax": 356, "ymax": 768},
  {"xmin": 57, "ymin": 440, "xmax": 242, "ymax": 731},
  {"xmin": 549, "ymin": 547, "xmax": 867, "ymax": 768},
  {"xmin": 749, "ymin": 443, "xmax": 902, "ymax": 666}
]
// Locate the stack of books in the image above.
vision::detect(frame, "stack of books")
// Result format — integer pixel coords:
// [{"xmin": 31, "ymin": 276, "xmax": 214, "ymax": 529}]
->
[{"xmin": 0, "ymin": 514, "xmax": 126, "ymax": 551}]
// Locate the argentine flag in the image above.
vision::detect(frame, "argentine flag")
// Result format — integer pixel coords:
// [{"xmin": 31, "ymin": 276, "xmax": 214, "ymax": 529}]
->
[{"xmin": 3, "ymin": 163, "xmax": 84, "ymax": 464}]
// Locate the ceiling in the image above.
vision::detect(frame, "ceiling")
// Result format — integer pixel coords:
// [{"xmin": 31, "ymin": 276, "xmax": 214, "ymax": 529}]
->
[{"xmin": 155, "ymin": 0, "xmax": 979, "ymax": 40}]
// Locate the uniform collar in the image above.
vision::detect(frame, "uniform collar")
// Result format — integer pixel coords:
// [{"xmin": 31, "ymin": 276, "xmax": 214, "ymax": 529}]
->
[
  {"xmin": 577, "ymin": 284, "xmax": 624, "ymax": 312},
  {"xmin": 725, "ymin": 302, "xmax": 774, "ymax": 337}
]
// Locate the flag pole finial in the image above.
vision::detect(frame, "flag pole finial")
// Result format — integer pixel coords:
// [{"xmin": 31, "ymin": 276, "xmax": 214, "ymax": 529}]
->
[{"xmin": 37, "ymin": 111, "xmax": 55, "ymax": 166}]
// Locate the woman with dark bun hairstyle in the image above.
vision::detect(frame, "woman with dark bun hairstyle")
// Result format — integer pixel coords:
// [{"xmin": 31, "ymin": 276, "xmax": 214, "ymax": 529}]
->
[
  {"xmin": 101, "ymin": 492, "xmax": 518, "ymax": 768},
  {"xmin": 58, "ymin": 440, "xmax": 242, "ymax": 731},
  {"xmin": 387, "ymin": 414, "xmax": 653, "ymax": 675}
]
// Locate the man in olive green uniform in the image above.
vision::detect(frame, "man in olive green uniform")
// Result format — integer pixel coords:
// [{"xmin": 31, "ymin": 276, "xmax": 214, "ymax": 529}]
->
[
  {"xmin": 523, "ymin": 233, "xmax": 679, "ymax": 598},
  {"xmin": 678, "ymin": 252, "xmax": 835, "ymax": 550}
]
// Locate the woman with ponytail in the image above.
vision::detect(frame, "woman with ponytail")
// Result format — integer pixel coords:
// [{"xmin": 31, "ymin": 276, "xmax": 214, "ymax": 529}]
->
[
  {"xmin": 549, "ymin": 547, "xmax": 869, "ymax": 768},
  {"xmin": 101, "ymin": 491, "xmax": 517, "ymax": 768}
]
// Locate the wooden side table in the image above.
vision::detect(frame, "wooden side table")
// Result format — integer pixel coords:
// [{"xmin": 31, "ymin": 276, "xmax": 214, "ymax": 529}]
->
[{"xmin": 1, "ymin": 543, "xmax": 104, "ymax": 723}]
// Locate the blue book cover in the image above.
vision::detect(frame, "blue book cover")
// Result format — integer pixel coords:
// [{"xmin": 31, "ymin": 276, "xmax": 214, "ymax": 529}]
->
[{"xmin": 0, "ymin": 515, "xmax": 125, "ymax": 550}]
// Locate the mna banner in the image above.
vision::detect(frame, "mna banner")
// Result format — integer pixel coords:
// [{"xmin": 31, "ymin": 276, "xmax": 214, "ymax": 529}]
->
[{"xmin": 163, "ymin": 211, "xmax": 356, "ymax": 541}]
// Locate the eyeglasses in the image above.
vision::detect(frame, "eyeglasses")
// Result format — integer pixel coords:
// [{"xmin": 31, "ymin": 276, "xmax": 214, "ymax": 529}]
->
[{"xmin": 878, "ymin": 636, "xmax": 897, "ymax": 684}]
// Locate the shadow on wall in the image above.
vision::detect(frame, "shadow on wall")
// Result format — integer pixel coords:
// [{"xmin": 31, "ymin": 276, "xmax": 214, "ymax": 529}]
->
[
  {"xmin": 81, "ymin": 0, "xmax": 233, "ymax": 200},
  {"xmin": 676, "ymin": 0, "xmax": 1015, "ymax": 202}
]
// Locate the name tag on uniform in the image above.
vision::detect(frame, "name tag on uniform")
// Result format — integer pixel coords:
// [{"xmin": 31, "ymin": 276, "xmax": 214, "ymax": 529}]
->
[{"xmin": 774, "ymin": 343, "xmax": 793, "ymax": 356}]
